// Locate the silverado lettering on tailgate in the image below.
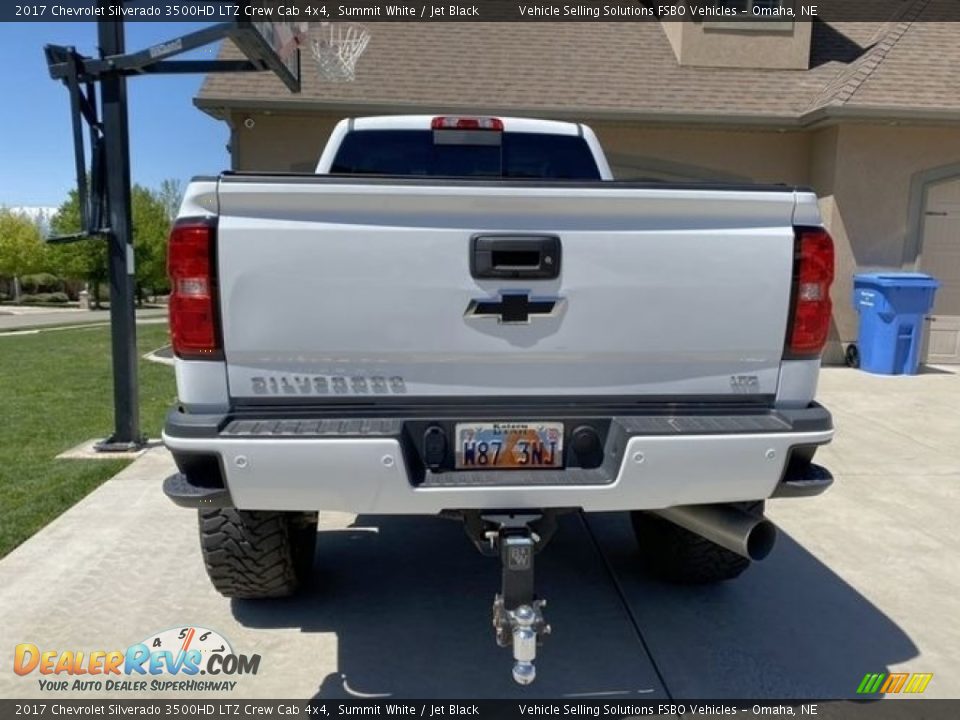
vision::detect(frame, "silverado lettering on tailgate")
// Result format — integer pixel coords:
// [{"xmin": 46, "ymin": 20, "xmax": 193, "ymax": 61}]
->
[{"xmin": 251, "ymin": 375, "xmax": 407, "ymax": 396}]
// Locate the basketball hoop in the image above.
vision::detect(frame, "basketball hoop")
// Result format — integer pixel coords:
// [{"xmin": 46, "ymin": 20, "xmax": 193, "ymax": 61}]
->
[{"xmin": 311, "ymin": 22, "xmax": 370, "ymax": 82}]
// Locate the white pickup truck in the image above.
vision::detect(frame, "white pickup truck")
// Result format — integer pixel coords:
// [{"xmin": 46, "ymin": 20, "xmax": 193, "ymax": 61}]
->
[{"xmin": 162, "ymin": 115, "xmax": 835, "ymax": 684}]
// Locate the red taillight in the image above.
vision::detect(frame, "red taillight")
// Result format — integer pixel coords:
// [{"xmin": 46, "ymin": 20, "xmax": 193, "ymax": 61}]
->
[
  {"xmin": 787, "ymin": 227, "xmax": 835, "ymax": 357},
  {"xmin": 167, "ymin": 219, "xmax": 221, "ymax": 360},
  {"xmin": 431, "ymin": 116, "xmax": 504, "ymax": 131}
]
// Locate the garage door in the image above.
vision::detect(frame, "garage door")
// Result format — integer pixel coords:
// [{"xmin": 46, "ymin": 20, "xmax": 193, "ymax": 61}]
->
[{"xmin": 921, "ymin": 177, "xmax": 960, "ymax": 363}]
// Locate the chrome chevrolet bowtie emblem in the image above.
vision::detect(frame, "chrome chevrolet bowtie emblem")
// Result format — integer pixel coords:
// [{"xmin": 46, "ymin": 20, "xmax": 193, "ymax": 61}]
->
[{"xmin": 465, "ymin": 293, "xmax": 562, "ymax": 324}]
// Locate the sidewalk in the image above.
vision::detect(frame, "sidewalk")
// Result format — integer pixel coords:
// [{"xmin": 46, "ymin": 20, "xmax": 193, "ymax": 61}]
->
[{"xmin": 0, "ymin": 306, "xmax": 166, "ymax": 332}]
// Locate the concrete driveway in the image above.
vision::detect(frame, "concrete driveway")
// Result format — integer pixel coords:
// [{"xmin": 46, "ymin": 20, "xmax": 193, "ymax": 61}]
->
[{"xmin": 1, "ymin": 367, "xmax": 958, "ymax": 700}]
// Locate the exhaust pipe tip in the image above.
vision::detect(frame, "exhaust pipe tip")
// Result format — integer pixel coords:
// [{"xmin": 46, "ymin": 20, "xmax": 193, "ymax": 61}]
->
[
  {"xmin": 650, "ymin": 504, "xmax": 778, "ymax": 562},
  {"xmin": 745, "ymin": 519, "xmax": 777, "ymax": 561}
]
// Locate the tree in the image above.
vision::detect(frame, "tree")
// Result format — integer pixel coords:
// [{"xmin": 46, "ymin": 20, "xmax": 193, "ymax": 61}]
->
[
  {"xmin": 158, "ymin": 178, "xmax": 184, "ymax": 222},
  {"xmin": 31, "ymin": 208, "xmax": 53, "ymax": 238},
  {"xmin": 0, "ymin": 208, "xmax": 47, "ymax": 302},
  {"xmin": 49, "ymin": 184, "xmax": 171, "ymax": 307},
  {"xmin": 48, "ymin": 191, "xmax": 109, "ymax": 308},
  {"xmin": 131, "ymin": 185, "xmax": 172, "ymax": 302}
]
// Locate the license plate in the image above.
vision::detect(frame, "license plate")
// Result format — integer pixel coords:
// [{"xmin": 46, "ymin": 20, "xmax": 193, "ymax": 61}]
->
[{"xmin": 455, "ymin": 422, "xmax": 563, "ymax": 470}]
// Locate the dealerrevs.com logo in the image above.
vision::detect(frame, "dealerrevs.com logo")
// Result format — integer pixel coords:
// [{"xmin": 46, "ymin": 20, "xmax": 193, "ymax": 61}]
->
[{"xmin": 13, "ymin": 626, "xmax": 260, "ymax": 693}]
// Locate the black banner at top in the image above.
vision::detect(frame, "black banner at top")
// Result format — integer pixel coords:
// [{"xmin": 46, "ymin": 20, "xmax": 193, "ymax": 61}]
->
[
  {"xmin": 6, "ymin": 0, "xmax": 960, "ymax": 23},
  {"xmin": 3, "ymin": 699, "xmax": 960, "ymax": 719},
  {"xmin": 2, "ymin": 700, "xmax": 960, "ymax": 720}
]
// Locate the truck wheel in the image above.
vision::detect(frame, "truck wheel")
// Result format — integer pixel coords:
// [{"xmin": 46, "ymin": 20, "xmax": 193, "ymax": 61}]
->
[
  {"xmin": 198, "ymin": 509, "xmax": 318, "ymax": 599},
  {"xmin": 630, "ymin": 502, "xmax": 764, "ymax": 584}
]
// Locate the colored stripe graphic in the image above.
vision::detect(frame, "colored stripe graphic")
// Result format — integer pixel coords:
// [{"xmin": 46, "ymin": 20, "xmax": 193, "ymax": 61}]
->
[
  {"xmin": 858, "ymin": 672, "xmax": 933, "ymax": 694},
  {"xmin": 857, "ymin": 673, "xmax": 884, "ymax": 694},
  {"xmin": 880, "ymin": 673, "xmax": 909, "ymax": 693},
  {"xmin": 904, "ymin": 673, "xmax": 934, "ymax": 694}
]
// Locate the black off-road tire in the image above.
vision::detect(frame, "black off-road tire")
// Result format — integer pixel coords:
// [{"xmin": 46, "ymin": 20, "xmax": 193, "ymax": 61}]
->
[
  {"xmin": 198, "ymin": 509, "xmax": 318, "ymax": 599},
  {"xmin": 630, "ymin": 502, "xmax": 764, "ymax": 585}
]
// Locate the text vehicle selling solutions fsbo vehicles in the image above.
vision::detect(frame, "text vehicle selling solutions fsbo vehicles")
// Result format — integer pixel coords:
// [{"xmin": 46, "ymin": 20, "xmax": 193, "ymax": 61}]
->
[{"xmin": 162, "ymin": 115, "xmax": 836, "ymax": 684}]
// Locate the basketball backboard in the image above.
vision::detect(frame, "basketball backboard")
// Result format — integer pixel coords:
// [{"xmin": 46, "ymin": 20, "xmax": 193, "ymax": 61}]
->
[{"xmin": 232, "ymin": 16, "xmax": 309, "ymax": 93}]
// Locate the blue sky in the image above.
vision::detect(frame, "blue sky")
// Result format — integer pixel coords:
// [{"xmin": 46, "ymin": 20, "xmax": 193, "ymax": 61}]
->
[{"xmin": 0, "ymin": 22, "xmax": 230, "ymax": 208}]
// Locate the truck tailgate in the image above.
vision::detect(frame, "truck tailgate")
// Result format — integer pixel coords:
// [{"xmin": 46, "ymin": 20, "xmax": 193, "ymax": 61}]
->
[{"xmin": 215, "ymin": 177, "xmax": 798, "ymax": 401}]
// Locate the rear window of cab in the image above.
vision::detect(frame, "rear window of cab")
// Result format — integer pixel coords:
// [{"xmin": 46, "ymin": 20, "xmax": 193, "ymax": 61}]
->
[{"xmin": 330, "ymin": 129, "xmax": 602, "ymax": 180}]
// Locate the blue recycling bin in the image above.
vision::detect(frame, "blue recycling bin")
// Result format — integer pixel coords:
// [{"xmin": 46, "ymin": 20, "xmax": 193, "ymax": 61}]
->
[{"xmin": 852, "ymin": 272, "xmax": 939, "ymax": 375}]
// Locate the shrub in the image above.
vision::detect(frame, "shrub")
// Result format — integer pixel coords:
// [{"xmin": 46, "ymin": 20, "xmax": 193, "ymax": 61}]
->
[
  {"xmin": 20, "ymin": 273, "xmax": 64, "ymax": 294},
  {"xmin": 20, "ymin": 292, "xmax": 69, "ymax": 305}
]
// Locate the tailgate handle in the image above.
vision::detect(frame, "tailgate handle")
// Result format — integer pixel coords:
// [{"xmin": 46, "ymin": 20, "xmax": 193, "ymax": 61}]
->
[{"xmin": 470, "ymin": 235, "xmax": 561, "ymax": 280}]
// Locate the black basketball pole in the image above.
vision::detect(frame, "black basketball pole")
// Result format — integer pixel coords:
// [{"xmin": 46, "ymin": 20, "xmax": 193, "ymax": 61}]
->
[
  {"xmin": 45, "ymin": 12, "xmax": 300, "ymax": 450},
  {"xmin": 96, "ymin": 9, "xmax": 141, "ymax": 449}
]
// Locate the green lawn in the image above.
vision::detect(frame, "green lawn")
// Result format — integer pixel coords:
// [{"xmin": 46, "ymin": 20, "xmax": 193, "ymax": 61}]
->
[{"xmin": 0, "ymin": 323, "xmax": 176, "ymax": 557}]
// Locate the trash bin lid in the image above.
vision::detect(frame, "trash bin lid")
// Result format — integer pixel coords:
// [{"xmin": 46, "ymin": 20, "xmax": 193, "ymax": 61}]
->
[{"xmin": 854, "ymin": 272, "xmax": 940, "ymax": 289}]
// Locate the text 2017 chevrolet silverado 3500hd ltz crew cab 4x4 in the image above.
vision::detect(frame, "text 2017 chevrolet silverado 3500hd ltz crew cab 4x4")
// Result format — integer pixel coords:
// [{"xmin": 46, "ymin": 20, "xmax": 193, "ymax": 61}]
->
[{"xmin": 162, "ymin": 115, "xmax": 835, "ymax": 684}]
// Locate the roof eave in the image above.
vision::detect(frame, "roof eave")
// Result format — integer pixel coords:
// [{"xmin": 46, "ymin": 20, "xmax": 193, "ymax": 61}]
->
[
  {"xmin": 194, "ymin": 95, "xmax": 806, "ymax": 129},
  {"xmin": 804, "ymin": 104, "xmax": 960, "ymax": 126},
  {"xmin": 194, "ymin": 96, "xmax": 960, "ymax": 130}
]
